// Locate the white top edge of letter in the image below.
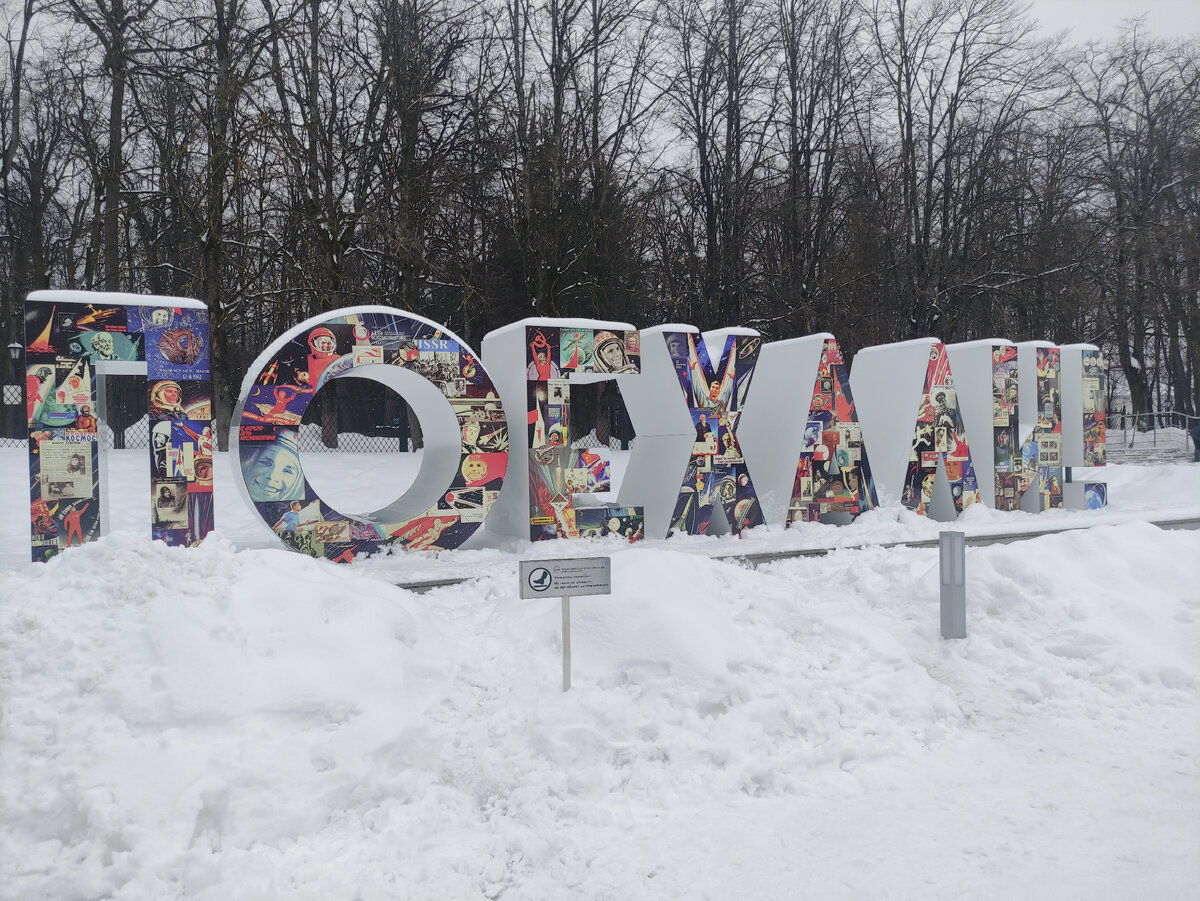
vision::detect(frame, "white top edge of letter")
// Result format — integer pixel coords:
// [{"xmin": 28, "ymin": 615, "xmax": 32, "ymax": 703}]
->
[{"xmin": 28, "ymin": 290, "xmax": 205, "ymax": 310}]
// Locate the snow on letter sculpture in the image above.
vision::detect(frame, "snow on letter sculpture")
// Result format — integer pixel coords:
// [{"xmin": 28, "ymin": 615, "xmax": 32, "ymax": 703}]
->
[
  {"xmin": 233, "ymin": 307, "xmax": 507, "ymax": 561},
  {"xmin": 24, "ymin": 290, "xmax": 215, "ymax": 561}
]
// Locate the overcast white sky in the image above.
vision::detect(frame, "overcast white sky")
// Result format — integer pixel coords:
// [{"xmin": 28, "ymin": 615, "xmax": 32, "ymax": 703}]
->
[{"xmin": 1026, "ymin": 0, "xmax": 1200, "ymax": 44}]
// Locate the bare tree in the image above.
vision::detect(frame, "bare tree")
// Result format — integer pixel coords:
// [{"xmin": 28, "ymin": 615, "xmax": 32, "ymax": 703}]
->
[
  {"xmin": 0, "ymin": 0, "xmax": 37, "ymax": 359},
  {"xmin": 660, "ymin": 0, "xmax": 776, "ymax": 328},
  {"xmin": 491, "ymin": 0, "xmax": 659, "ymax": 322},
  {"xmin": 1067, "ymin": 27, "xmax": 1200, "ymax": 417},
  {"xmin": 863, "ymin": 0, "xmax": 1042, "ymax": 337},
  {"xmin": 765, "ymin": 0, "xmax": 861, "ymax": 336},
  {"xmin": 57, "ymin": 0, "xmax": 161, "ymax": 289}
]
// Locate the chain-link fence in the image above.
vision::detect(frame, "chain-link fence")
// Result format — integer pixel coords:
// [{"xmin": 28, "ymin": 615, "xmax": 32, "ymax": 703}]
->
[{"xmin": 1, "ymin": 381, "xmax": 21, "ymax": 448}]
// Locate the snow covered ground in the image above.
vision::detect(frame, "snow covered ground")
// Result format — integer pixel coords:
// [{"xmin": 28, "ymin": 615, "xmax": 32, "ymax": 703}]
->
[{"xmin": 1, "ymin": 447, "xmax": 1198, "ymax": 899}]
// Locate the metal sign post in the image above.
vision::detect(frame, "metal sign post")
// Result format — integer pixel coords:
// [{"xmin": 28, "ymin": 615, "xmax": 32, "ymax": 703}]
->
[
  {"xmin": 561, "ymin": 596, "xmax": 572, "ymax": 691},
  {"xmin": 939, "ymin": 531, "xmax": 966, "ymax": 639},
  {"xmin": 519, "ymin": 557, "xmax": 611, "ymax": 691}
]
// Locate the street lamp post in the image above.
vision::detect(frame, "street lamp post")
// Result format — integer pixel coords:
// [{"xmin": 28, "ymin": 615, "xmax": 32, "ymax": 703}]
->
[{"xmin": 7, "ymin": 341, "xmax": 23, "ymax": 439}]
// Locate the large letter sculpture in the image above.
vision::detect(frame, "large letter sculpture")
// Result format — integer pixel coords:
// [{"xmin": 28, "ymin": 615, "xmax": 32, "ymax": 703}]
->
[
  {"xmin": 662, "ymin": 328, "xmax": 765, "ymax": 535},
  {"xmin": 480, "ymin": 319, "xmax": 644, "ymax": 541},
  {"xmin": 1057, "ymin": 344, "xmax": 1108, "ymax": 510},
  {"xmin": 233, "ymin": 307, "xmax": 507, "ymax": 560},
  {"xmin": 1006, "ymin": 343, "xmax": 1065, "ymax": 511},
  {"xmin": 732, "ymin": 332, "xmax": 877, "ymax": 528},
  {"xmin": 24, "ymin": 290, "xmax": 214, "ymax": 561},
  {"xmin": 899, "ymin": 343, "xmax": 983, "ymax": 515},
  {"xmin": 850, "ymin": 338, "xmax": 981, "ymax": 519},
  {"xmin": 786, "ymin": 337, "xmax": 879, "ymax": 524},
  {"xmin": 1078, "ymin": 349, "xmax": 1107, "ymax": 472},
  {"xmin": 991, "ymin": 342, "xmax": 1105, "ymax": 512},
  {"xmin": 989, "ymin": 343, "xmax": 1027, "ymax": 510},
  {"xmin": 946, "ymin": 340, "xmax": 1108, "ymax": 513}
]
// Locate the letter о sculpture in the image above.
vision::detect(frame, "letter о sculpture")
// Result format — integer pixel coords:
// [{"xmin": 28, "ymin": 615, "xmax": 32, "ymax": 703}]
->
[{"xmin": 233, "ymin": 307, "xmax": 508, "ymax": 561}]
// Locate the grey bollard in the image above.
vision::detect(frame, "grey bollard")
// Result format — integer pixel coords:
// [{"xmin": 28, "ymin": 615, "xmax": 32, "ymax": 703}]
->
[{"xmin": 939, "ymin": 531, "xmax": 966, "ymax": 639}]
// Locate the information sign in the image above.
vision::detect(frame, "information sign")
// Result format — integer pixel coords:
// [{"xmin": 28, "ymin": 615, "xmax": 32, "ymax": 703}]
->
[{"xmin": 519, "ymin": 557, "xmax": 611, "ymax": 599}]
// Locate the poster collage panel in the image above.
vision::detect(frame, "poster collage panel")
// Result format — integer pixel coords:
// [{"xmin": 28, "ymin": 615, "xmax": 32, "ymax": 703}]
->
[
  {"xmin": 663, "ymin": 331, "xmax": 764, "ymax": 536},
  {"xmin": 1081, "ymin": 348, "xmax": 1108, "ymax": 509},
  {"xmin": 144, "ymin": 305, "xmax": 214, "ymax": 546},
  {"xmin": 786, "ymin": 338, "xmax": 879, "ymax": 524},
  {"xmin": 990, "ymin": 343, "xmax": 1026, "ymax": 511},
  {"xmin": 239, "ymin": 311, "xmax": 507, "ymax": 560},
  {"xmin": 526, "ymin": 325, "xmax": 643, "ymax": 541},
  {"xmin": 1028, "ymin": 347, "xmax": 1064, "ymax": 511},
  {"xmin": 1081, "ymin": 349, "xmax": 1107, "ymax": 462},
  {"xmin": 24, "ymin": 299, "xmax": 214, "ymax": 561},
  {"xmin": 901, "ymin": 344, "xmax": 983, "ymax": 515}
]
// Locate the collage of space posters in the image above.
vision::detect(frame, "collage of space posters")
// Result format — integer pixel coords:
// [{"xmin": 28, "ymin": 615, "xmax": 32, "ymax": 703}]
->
[
  {"xmin": 1030, "ymin": 346, "xmax": 1065, "ymax": 509},
  {"xmin": 661, "ymin": 331, "xmax": 764, "ymax": 536},
  {"xmin": 24, "ymin": 298, "xmax": 214, "ymax": 561},
  {"xmin": 901, "ymin": 344, "xmax": 983, "ymax": 515},
  {"xmin": 525, "ymin": 325, "xmax": 643, "ymax": 541},
  {"xmin": 786, "ymin": 338, "xmax": 879, "ymax": 524},
  {"xmin": 1081, "ymin": 349, "xmax": 1108, "ymax": 508},
  {"xmin": 239, "ymin": 311, "xmax": 507, "ymax": 560},
  {"xmin": 991, "ymin": 343, "xmax": 1028, "ymax": 510},
  {"xmin": 1081, "ymin": 349, "xmax": 1107, "ymax": 464},
  {"xmin": 992, "ymin": 344, "xmax": 1069, "ymax": 511}
]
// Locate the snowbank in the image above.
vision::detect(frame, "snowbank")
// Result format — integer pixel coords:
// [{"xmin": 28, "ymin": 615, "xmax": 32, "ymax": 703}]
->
[{"xmin": 0, "ymin": 453, "xmax": 1198, "ymax": 898}]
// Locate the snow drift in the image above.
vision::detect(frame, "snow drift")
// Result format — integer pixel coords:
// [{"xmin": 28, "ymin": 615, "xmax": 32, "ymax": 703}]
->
[{"xmin": 1, "ymin": 454, "xmax": 1198, "ymax": 899}]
